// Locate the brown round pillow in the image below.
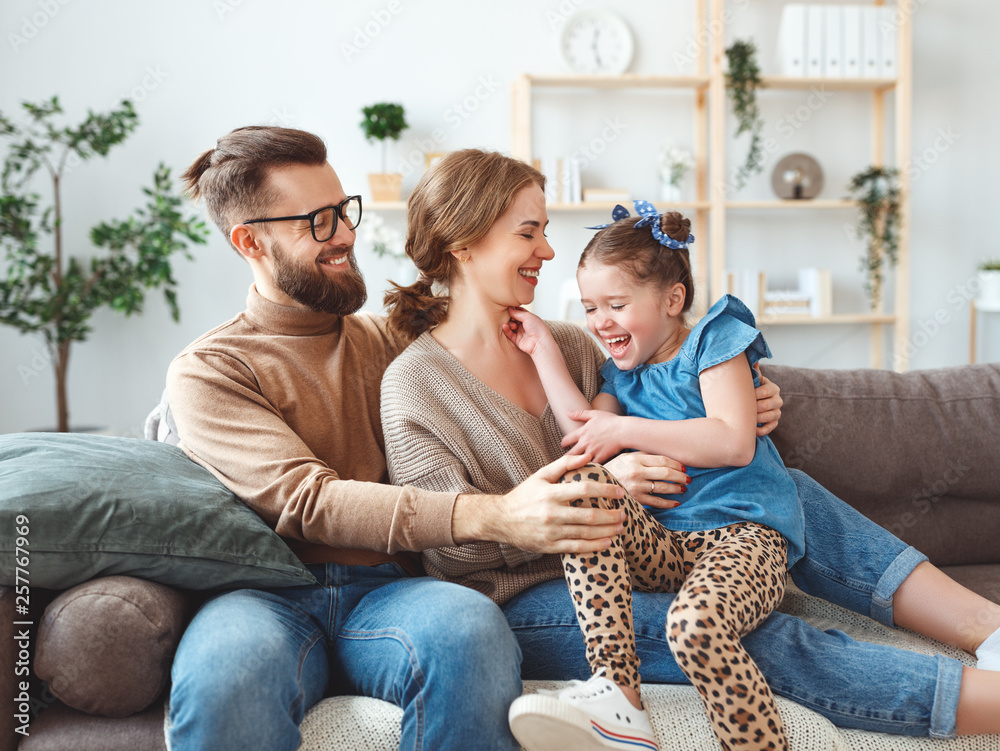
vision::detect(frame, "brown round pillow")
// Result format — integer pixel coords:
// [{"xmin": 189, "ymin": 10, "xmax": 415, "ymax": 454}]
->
[{"xmin": 34, "ymin": 576, "xmax": 189, "ymax": 717}]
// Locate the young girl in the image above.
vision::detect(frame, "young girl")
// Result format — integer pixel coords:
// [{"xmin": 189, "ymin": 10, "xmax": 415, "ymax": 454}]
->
[{"xmin": 504, "ymin": 201, "xmax": 804, "ymax": 751}]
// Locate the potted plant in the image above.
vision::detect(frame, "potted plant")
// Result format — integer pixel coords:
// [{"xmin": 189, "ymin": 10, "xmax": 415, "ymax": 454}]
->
[
  {"xmin": 725, "ymin": 39, "xmax": 765, "ymax": 191},
  {"xmin": 846, "ymin": 166, "xmax": 901, "ymax": 309},
  {"xmin": 0, "ymin": 97, "xmax": 209, "ymax": 432},
  {"xmin": 978, "ymin": 259, "xmax": 1000, "ymax": 311},
  {"xmin": 360, "ymin": 102, "xmax": 409, "ymax": 202}
]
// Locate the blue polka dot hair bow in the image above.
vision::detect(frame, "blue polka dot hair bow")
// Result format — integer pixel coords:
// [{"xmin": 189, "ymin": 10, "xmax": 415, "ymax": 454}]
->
[{"xmin": 585, "ymin": 199, "xmax": 695, "ymax": 250}]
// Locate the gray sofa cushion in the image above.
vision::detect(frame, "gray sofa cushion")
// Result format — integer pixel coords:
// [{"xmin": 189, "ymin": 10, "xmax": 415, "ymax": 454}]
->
[
  {"xmin": 35, "ymin": 577, "xmax": 189, "ymax": 718},
  {"xmin": 0, "ymin": 433, "xmax": 316, "ymax": 590},
  {"xmin": 763, "ymin": 363, "xmax": 1000, "ymax": 566}
]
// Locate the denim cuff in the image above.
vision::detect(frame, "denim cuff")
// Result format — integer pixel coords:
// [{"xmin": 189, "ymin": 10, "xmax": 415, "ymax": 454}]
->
[
  {"xmin": 871, "ymin": 545, "xmax": 928, "ymax": 627},
  {"xmin": 929, "ymin": 655, "xmax": 964, "ymax": 739}
]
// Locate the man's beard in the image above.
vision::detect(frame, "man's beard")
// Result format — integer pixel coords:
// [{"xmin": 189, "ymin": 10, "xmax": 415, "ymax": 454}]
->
[{"xmin": 271, "ymin": 241, "xmax": 368, "ymax": 315}]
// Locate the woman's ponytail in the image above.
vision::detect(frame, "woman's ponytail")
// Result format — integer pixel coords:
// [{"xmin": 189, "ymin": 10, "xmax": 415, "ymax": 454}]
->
[{"xmin": 383, "ymin": 278, "xmax": 449, "ymax": 342}]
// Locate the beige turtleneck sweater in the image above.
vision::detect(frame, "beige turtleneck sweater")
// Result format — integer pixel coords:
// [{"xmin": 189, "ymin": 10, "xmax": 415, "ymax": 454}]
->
[{"xmin": 165, "ymin": 286, "xmax": 458, "ymax": 573}]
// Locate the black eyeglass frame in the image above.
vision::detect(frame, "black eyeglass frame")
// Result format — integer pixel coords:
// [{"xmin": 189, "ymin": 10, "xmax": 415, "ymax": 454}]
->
[{"xmin": 242, "ymin": 195, "xmax": 363, "ymax": 242}]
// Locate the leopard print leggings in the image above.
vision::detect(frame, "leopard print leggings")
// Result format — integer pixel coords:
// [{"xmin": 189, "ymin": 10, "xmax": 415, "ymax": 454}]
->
[{"xmin": 561, "ymin": 465, "xmax": 789, "ymax": 751}]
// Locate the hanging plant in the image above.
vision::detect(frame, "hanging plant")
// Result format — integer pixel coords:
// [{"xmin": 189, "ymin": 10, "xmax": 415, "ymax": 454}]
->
[
  {"xmin": 847, "ymin": 166, "xmax": 901, "ymax": 309},
  {"xmin": 725, "ymin": 39, "xmax": 765, "ymax": 191}
]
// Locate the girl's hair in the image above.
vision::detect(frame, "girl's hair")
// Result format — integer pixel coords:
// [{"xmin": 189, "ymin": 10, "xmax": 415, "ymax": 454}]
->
[
  {"xmin": 579, "ymin": 211, "xmax": 695, "ymax": 319},
  {"xmin": 384, "ymin": 149, "xmax": 545, "ymax": 341},
  {"xmin": 182, "ymin": 126, "xmax": 327, "ymax": 248}
]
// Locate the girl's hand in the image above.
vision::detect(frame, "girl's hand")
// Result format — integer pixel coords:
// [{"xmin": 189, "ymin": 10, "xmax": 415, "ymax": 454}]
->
[
  {"xmin": 560, "ymin": 409, "xmax": 625, "ymax": 464},
  {"xmin": 603, "ymin": 451, "xmax": 689, "ymax": 509},
  {"xmin": 502, "ymin": 306, "xmax": 554, "ymax": 358}
]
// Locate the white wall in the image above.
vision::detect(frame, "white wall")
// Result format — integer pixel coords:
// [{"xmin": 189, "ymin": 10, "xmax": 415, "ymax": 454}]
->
[{"xmin": 1, "ymin": 0, "xmax": 997, "ymax": 434}]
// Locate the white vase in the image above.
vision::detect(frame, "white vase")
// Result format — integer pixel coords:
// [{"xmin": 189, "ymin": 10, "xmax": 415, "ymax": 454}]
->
[
  {"xmin": 977, "ymin": 270, "xmax": 1000, "ymax": 311},
  {"xmin": 659, "ymin": 182, "xmax": 682, "ymax": 204}
]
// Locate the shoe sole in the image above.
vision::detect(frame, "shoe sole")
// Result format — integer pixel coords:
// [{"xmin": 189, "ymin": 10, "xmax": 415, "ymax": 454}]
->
[{"xmin": 509, "ymin": 694, "xmax": 659, "ymax": 751}]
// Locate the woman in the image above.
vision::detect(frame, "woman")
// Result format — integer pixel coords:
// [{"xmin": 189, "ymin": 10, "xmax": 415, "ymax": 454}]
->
[{"xmin": 380, "ymin": 148, "xmax": 1000, "ymax": 748}]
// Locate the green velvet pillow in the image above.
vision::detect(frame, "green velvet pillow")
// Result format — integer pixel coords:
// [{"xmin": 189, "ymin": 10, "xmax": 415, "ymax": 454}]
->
[{"xmin": 0, "ymin": 433, "xmax": 316, "ymax": 590}]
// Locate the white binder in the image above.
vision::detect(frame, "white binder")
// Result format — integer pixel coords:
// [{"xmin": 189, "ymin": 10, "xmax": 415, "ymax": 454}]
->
[
  {"xmin": 823, "ymin": 5, "xmax": 844, "ymax": 79},
  {"xmin": 877, "ymin": 6, "xmax": 898, "ymax": 79},
  {"xmin": 805, "ymin": 4, "xmax": 825, "ymax": 77},
  {"xmin": 842, "ymin": 5, "xmax": 862, "ymax": 78},
  {"xmin": 776, "ymin": 4, "xmax": 807, "ymax": 77},
  {"xmin": 861, "ymin": 6, "xmax": 881, "ymax": 78}
]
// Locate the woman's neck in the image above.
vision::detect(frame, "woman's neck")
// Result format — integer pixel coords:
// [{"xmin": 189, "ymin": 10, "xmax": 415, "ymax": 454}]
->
[
  {"xmin": 431, "ymin": 283, "xmax": 549, "ymax": 418},
  {"xmin": 431, "ymin": 283, "xmax": 512, "ymax": 356}
]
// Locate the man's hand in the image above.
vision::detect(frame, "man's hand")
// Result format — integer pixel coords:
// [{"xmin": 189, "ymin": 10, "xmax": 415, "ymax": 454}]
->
[
  {"xmin": 603, "ymin": 452, "xmax": 687, "ymax": 509},
  {"xmin": 453, "ymin": 454, "xmax": 625, "ymax": 554},
  {"xmin": 754, "ymin": 369, "xmax": 783, "ymax": 437}
]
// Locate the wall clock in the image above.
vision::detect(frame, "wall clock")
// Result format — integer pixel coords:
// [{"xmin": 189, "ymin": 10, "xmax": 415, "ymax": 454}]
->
[{"xmin": 560, "ymin": 10, "xmax": 635, "ymax": 75}]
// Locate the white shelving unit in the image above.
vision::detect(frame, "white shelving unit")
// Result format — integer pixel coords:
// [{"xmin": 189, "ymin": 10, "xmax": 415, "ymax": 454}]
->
[
  {"xmin": 708, "ymin": 0, "xmax": 912, "ymax": 369},
  {"xmin": 510, "ymin": 0, "xmax": 913, "ymax": 369}
]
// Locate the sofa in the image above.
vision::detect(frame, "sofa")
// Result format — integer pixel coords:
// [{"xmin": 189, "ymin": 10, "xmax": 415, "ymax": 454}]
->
[{"xmin": 2, "ymin": 362, "xmax": 999, "ymax": 751}]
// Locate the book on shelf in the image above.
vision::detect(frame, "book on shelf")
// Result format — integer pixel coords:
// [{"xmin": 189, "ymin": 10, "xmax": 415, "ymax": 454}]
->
[
  {"xmin": 842, "ymin": 5, "xmax": 862, "ymax": 77},
  {"xmin": 805, "ymin": 5, "xmax": 825, "ymax": 77},
  {"xmin": 728, "ymin": 269, "xmax": 832, "ymax": 319},
  {"xmin": 535, "ymin": 158, "xmax": 562, "ymax": 204},
  {"xmin": 776, "ymin": 4, "xmax": 806, "ymax": 76},
  {"xmin": 724, "ymin": 270, "xmax": 766, "ymax": 319},
  {"xmin": 773, "ymin": 5, "xmax": 893, "ymax": 80},
  {"xmin": 761, "ymin": 269, "xmax": 833, "ymax": 318},
  {"xmin": 861, "ymin": 5, "xmax": 881, "ymax": 78},
  {"xmin": 823, "ymin": 5, "xmax": 844, "ymax": 79},
  {"xmin": 877, "ymin": 6, "xmax": 898, "ymax": 78},
  {"xmin": 535, "ymin": 156, "xmax": 583, "ymax": 204},
  {"xmin": 564, "ymin": 158, "xmax": 582, "ymax": 204}
]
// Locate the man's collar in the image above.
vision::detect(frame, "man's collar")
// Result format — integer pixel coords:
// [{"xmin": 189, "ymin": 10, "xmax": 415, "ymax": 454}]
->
[{"xmin": 245, "ymin": 284, "xmax": 345, "ymax": 336}]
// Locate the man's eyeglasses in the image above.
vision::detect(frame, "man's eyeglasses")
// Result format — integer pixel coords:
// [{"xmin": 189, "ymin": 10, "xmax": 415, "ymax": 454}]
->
[{"xmin": 242, "ymin": 195, "xmax": 363, "ymax": 242}]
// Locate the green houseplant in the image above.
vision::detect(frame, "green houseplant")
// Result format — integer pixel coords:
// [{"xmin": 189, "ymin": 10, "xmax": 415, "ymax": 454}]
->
[
  {"xmin": 847, "ymin": 166, "xmax": 901, "ymax": 309},
  {"xmin": 360, "ymin": 102, "xmax": 408, "ymax": 202},
  {"xmin": 725, "ymin": 40, "xmax": 765, "ymax": 191},
  {"xmin": 0, "ymin": 97, "xmax": 208, "ymax": 432}
]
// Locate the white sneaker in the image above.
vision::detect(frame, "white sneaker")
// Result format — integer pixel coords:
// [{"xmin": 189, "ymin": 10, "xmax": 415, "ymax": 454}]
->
[
  {"xmin": 509, "ymin": 672, "xmax": 659, "ymax": 751},
  {"xmin": 976, "ymin": 627, "xmax": 1000, "ymax": 671}
]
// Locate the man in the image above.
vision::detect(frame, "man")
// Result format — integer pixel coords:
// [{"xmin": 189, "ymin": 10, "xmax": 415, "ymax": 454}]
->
[
  {"xmin": 163, "ymin": 126, "xmax": 968, "ymax": 750},
  {"xmin": 164, "ymin": 126, "xmax": 637, "ymax": 751}
]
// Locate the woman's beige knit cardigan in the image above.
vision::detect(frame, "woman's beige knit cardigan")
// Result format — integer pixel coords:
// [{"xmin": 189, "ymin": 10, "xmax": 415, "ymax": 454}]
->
[{"xmin": 380, "ymin": 321, "xmax": 606, "ymax": 604}]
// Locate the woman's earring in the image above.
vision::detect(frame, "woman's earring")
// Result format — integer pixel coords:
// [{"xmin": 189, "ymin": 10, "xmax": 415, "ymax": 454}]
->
[{"xmin": 458, "ymin": 254, "xmax": 469, "ymax": 263}]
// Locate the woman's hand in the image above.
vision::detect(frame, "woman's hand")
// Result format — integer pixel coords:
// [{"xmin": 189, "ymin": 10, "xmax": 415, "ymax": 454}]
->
[
  {"xmin": 560, "ymin": 409, "xmax": 627, "ymax": 464},
  {"xmin": 603, "ymin": 452, "xmax": 689, "ymax": 509},
  {"xmin": 754, "ymin": 369, "xmax": 783, "ymax": 437},
  {"xmin": 502, "ymin": 306, "xmax": 554, "ymax": 358}
]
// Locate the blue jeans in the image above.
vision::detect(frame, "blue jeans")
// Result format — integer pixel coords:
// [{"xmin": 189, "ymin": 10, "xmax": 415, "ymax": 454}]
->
[
  {"xmin": 168, "ymin": 562, "xmax": 522, "ymax": 751},
  {"xmin": 503, "ymin": 469, "xmax": 963, "ymax": 739}
]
